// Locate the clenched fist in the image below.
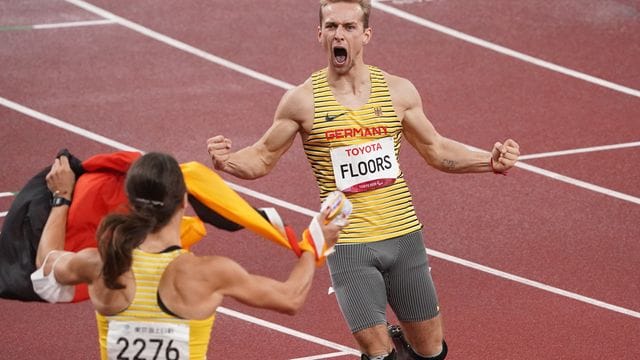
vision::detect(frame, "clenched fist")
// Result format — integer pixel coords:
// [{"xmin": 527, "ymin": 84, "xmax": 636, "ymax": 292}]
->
[{"xmin": 206, "ymin": 135, "xmax": 232, "ymax": 170}]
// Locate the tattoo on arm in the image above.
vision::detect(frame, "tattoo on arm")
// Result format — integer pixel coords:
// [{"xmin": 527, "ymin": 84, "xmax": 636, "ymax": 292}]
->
[{"xmin": 442, "ymin": 159, "xmax": 457, "ymax": 171}]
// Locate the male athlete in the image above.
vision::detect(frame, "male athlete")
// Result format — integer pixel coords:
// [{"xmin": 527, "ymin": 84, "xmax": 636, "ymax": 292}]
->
[{"xmin": 207, "ymin": 1, "xmax": 520, "ymax": 359}]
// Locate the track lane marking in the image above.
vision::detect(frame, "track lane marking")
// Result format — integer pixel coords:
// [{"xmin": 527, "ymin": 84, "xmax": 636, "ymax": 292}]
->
[
  {"xmin": 519, "ymin": 141, "xmax": 640, "ymax": 160},
  {"xmin": 0, "ymin": 97, "xmax": 139, "ymax": 152},
  {"xmin": 462, "ymin": 144, "xmax": 640, "ymax": 205},
  {"xmin": 514, "ymin": 160, "xmax": 640, "ymax": 204},
  {"xmin": 34, "ymin": 19, "xmax": 116, "ymax": 29},
  {"xmin": 64, "ymin": 0, "xmax": 294, "ymax": 91},
  {"xmin": 370, "ymin": 0, "xmax": 640, "ymax": 98},
  {"xmin": 428, "ymin": 249, "xmax": 640, "ymax": 319},
  {"xmin": 0, "ymin": 19, "xmax": 115, "ymax": 32},
  {"xmin": 217, "ymin": 308, "xmax": 360, "ymax": 356},
  {"xmin": 290, "ymin": 351, "xmax": 353, "ymax": 360}
]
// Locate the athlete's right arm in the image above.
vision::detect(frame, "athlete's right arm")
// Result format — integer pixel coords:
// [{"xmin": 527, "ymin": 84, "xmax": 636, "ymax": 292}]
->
[
  {"xmin": 207, "ymin": 89, "xmax": 299, "ymax": 179},
  {"xmin": 172, "ymin": 210, "xmax": 341, "ymax": 317},
  {"xmin": 174, "ymin": 248, "xmax": 318, "ymax": 317},
  {"xmin": 207, "ymin": 83, "xmax": 312, "ymax": 179},
  {"xmin": 215, "ymin": 210, "xmax": 343, "ymax": 314},
  {"xmin": 216, "ymin": 251, "xmax": 317, "ymax": 315}
]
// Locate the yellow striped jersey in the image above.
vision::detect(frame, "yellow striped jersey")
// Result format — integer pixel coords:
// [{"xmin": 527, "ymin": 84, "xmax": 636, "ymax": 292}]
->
[
  {"xmin": 96, "ymin": 248, "xmax": 214, "ymax": 359},
  {"xmin": 303, "ymin": 66, "xmax": 422, "ymax": 243}
]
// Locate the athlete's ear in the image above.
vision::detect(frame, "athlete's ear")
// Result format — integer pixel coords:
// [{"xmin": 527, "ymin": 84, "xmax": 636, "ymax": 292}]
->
[
  {"xmin": 363, "ymin": 27, "xmax": 372, "ymax": 45},
  {"xmin": 182, "ymin": 193, "xmax": 188, "ymax": 209},
  {"xmin": 318, "ymin": 25, "xmax": 322, "ymax": 43}
]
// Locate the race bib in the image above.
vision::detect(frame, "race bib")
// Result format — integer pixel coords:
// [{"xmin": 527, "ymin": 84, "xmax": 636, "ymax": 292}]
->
[
  {"xmin": 330, "ymin": 137, "xmax": 399, "ymax": 193},
  {"xmin": 107, "ymin": 320, "xmax": 189, "ymax": 360}
]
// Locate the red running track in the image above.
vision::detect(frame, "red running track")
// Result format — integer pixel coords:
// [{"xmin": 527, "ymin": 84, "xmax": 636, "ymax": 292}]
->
[{"xmin": 1, "ymin": 1, "xmax": 639, "ymax": 359}]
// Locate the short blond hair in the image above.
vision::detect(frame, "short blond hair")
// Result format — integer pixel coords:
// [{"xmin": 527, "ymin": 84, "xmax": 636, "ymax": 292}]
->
[{"xmin": 319, "ymin": 0, "xmax": 371, "ymax": 28}]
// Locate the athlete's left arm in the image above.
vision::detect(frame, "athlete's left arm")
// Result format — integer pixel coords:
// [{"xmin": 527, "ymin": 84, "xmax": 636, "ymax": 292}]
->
[
  {"xmin": 34, "ymin": 154, "xmax": 101, "ymax": 285},
  {"xmin": 390, "ymin": 75, "xmax": 519, "ymax": 173}
]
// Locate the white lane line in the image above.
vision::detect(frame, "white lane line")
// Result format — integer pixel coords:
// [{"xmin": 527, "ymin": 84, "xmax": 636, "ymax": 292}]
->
[
  {"xmin": 3, "ymin": 98, "xmax": 639, "ymax": 320},
  {"xmin": 0, "ymin": 97, "xmax": 139, "ymax": 152},
  {"xmin": 64, "ymin": 0, "xmax": 294, "ymax": 91},
  {"xmin": 0, "ymin": 95, "xmax": 323, "ymax": 214},
  {"xmin": 462, "ymin": 144, "xmax": 640, "ymax": 205},
  {"xmin": 519, "ymin": 141, "xmax": 640, "ymax": 160},
  {"xmin": 428, "ymin": 249, "xmax": 640, "ymax": 319},
  {"xmin": 228, "ymin": 183, "xmax": 318, "ymax": 218},
  {"xmin": 370, "ymin": 0, "xmax": 640, "ymax": 98},
  {"xmin": 463, "ymin": 144, "xmax": 640, "ymax": 205},
  {"xmin": 216, "ymin": 307, "xmax": 360, "ymax": 356},
  {"xmin": 290, "ymin": 351, "xmax": 354, "ymax": 360},
  {"xmin": 33, "ymin": 19, "xmax": 115, "ymax": 30},
  {"xmin": 515, "ymin": 161, "xmax": 640, "ymax": 205},
  {"xmin": 0, "ymin": 19, "xmax": 115, "ymax": 32},
  {"xmin": 1, "ymin": 191, "xmax": 13, "ymax": 216}
]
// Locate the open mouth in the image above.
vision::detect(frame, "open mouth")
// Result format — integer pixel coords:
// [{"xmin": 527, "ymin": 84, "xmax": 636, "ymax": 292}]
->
[{"xmin": 333, "ymin": 47, "xmax": 347, "ymax": 65}]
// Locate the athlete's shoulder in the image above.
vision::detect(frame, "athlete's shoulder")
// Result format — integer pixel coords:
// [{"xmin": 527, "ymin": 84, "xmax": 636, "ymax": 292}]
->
[
  {"xmin": 377, "ymin": 69, "xmax": 421, "ymax": 110},
  {"xmin": 174, "ymin": 253, "xmax": 244, "ymax": 278},
  {"xmin": 289, "ymin": 77, "xmax": 314, "ymax": 98},
  {"xmin": 172, "ymin": 254, "xmax": 251, "ymax": 294},
  {"xmin": 378, "ymin": 69, "xmax": 416, "ymax": 92},
  {"xmin": 277, "ymin": 77, "xmax": 314, "ymax": 120}
]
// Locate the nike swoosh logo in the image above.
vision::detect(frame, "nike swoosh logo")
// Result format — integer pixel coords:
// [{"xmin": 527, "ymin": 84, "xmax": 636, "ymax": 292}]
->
[{"xmin": 325, "ymin": 112, "xmax": 348, "ymax": 121}]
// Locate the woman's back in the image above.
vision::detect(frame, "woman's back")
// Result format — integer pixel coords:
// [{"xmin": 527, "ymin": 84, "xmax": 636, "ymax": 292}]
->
[{"xmin": 95, "ymin": 246, "xmax": 214, "ymax": 360}]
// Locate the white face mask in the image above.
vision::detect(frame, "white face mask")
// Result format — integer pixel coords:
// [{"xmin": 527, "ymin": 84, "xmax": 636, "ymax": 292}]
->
[{"xmin": 30, "ymin": 251, "xmax": 75, "ymax": 303}]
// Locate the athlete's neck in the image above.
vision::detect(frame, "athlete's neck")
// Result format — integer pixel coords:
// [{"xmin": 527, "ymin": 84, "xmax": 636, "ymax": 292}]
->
[
  {"xmin": 327, "ymin": 62, "xmax": 370, "ymax": 91},
  {"xmin": 139, "ymin": 211, "xmax": 183, "ymax": 253},
  {"xmin": 327, "ymin": 63, "xmax": 371, "ymax": 108}
]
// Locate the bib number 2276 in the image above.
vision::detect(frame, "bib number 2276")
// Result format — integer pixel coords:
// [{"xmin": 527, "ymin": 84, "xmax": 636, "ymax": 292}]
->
[
  {"xmin": 107, "ymin": 321, "xmax": 189, "ymax": 360},
  {"xmin": 114, "ymin": 337, "xmax": 180, "ymax": 360}
]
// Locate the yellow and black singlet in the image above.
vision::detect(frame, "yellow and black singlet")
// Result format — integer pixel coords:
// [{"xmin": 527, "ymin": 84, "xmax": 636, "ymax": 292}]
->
[
  {"xmin": 96, "ymin": 247, "xmax": 214, "ymax": 359},
  {"xmin": 304, "ymin": 66, "xmax": 422, "ymax": 243}
]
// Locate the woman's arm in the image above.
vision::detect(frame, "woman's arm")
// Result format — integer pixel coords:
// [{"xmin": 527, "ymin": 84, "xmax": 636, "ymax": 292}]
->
[
  {"xmin": 213, "ymin": 251, "xmax": 316, "ymax": 315},
  {"xmin": 41, "ymin": 249, "xmax": 102, "ymax": 285},
  {"xmin": 35, "ymin": 155, "xmax": 76, "ymax": 268},
  {"xmin": 33, "ymin": 155, "xmax": 101, "ymax": 293},
  {"xmin": 169, "ymin": 207, "xmax": 344, "ymax": 318}
]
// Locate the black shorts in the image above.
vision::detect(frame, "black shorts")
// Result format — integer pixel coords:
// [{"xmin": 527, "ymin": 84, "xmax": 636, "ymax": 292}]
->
[{"xmin": 327, "ymin": 230, "xmax": 440, "ymax": 333}]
